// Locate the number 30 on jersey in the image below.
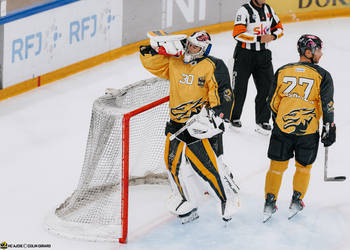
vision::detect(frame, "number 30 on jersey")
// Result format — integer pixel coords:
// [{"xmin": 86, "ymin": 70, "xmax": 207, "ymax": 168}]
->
[{"xmin": 179, "ymin": 74, "xmax": 194, "ymax": 85}]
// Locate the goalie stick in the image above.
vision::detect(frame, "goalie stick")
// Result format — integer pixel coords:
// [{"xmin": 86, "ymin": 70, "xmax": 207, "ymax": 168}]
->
[
  {"xmin": 169, "ymin": 116, "xmax": 198, "ymax": 141},
  {"xmin": 324, "ymin": 147, "xmax": 346, "ymax": 182},
  {"xmin": 147, "ymin": 30, "xmax": 187, "ymax": 42}
]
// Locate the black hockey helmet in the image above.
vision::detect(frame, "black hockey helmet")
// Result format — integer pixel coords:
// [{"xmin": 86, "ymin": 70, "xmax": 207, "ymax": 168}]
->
[{"xmin": 297, "ymin": 34, "xmax": 323, "ymax": 57}]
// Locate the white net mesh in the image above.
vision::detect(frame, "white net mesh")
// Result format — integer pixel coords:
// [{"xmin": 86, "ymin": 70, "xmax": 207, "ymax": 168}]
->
[{"xmin": 45, "ymin": 78, "xmax": 170, "ymax": 242}]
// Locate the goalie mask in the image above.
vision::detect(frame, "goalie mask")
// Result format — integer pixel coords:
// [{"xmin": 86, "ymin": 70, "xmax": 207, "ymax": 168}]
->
[{"xmin": 184, "ymin": 31, "xmax": 212, "ymax": 64}]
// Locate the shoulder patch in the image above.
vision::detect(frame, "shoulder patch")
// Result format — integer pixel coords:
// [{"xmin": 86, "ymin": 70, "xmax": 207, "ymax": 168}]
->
[{"xmin": 224, "ymin": 89, "xmax": 232, "ymax": 102}]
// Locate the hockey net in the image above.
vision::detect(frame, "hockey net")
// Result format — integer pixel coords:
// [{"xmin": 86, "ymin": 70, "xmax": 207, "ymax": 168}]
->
[{"xmin": 45, "ymin": 78, "xmax": 170, "ymax": 243}]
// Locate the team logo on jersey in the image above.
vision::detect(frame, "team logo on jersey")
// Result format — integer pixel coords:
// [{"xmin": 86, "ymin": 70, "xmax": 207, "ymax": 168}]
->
[
  {"xmin": 224, "ymin": 89, "xmax": 232, "ymax": 102},
  {"xmin": 327, "ymin": 101, "xmax": 334, "ymax": 113},
  {"xmin": 198, "ymin": 77, "xmax": 205, "ymax": 87},
  {"xmin": 252, "ymin": 14, "xmax": 257, "ymax": 20},
  {"xmin": 282, "ymin": 108, "xmax": 316, "ymax": 135},
  {"xmin": 171, "ymin": 98, "xmax": 207, "ymax": 120},
  {"xmin": 237, "ymin": 15, "xmax": 242, "ymax": 22}
]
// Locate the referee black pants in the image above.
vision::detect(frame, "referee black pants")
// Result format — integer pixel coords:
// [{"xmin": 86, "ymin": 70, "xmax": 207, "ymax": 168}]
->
[{"xmin": 231, "ymin": 46, "xmax": 274, "ymax": 124}]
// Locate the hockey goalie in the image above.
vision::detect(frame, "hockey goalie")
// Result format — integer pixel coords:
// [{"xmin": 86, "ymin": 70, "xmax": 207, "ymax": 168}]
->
[{"xmin": 139, "ymin": 30, "xmax": 239, "ymax": 223}]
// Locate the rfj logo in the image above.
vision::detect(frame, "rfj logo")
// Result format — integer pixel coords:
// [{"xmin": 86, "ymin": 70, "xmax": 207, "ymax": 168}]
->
[
  {"xmin": 11, "ymin": 8, "xmax": 118, "ymax": 63},
  {"xmin": 162, "ymin": 0, "xmax": 206, "ymax": 28}
]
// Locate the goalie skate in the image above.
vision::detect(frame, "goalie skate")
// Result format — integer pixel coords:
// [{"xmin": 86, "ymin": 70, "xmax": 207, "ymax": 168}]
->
[
  {"xmin": 179, "ymin": 208, "xmax": 199, "ymax": 224},
  {"xmin": 167, "ymin": 194, "xmax": 199, "ymax": 224},
  {"xmin": 222, "ymin": 196, "xmax": 240, "ymax": 223}
]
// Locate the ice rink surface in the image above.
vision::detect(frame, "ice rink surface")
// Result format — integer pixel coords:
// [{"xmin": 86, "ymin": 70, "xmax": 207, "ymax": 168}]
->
[{"xmin": 1, "ymin": 18, "xmax": 350, "ymax": 250}]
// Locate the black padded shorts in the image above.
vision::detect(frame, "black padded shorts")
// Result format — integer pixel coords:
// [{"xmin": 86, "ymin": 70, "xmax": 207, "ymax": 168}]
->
[{"xmin": 267, "ymin": 126, "xmax": 320, "ymax": 166}]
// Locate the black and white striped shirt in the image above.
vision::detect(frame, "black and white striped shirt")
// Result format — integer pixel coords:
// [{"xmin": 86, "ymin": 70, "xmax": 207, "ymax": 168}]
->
[{"xmin": 233, "ymin": 1, "xmax": 283, "ymax": 51}]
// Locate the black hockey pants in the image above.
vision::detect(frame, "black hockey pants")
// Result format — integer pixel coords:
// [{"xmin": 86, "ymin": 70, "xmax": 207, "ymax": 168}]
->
[{"xmin": 231, "ymin": 46, "xmax": 274, "ymax": 124}]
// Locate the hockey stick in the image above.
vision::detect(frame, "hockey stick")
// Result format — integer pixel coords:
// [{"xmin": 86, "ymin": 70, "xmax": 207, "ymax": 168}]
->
[
  {"xmin": 324, "ymin": 147, "xmax": 346, "ymax": 182},
  {"xmin": 169, "ymin": 117, "xmax": 198, "ymax": 141}
]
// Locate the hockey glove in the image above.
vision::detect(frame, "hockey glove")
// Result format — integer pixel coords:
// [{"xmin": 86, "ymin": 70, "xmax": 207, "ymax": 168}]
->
[
  {"xmin": 147, "ymin": 30, "xmax": 187, "ymax": 56},
  {"xmin": 321, "ymin": 122, "xmax": 336, "ymax": 147},
  {"xmin": 140, "ymin": 45, "xmax": 158, "ymax": 56},
  {"xmin": 187, "ymin": 107, "xmax": 223, "ymax": 139}
]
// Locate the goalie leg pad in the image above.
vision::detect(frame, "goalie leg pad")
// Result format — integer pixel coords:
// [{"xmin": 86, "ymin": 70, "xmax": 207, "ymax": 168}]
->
[
  {"xmin": 167, "ymin": 182, "xmax": 199, "ymax": 224},
  {"xmin": 165, "ymin": 136, "xmax": 201, "ymax": 223},
  {"xmin": 164, "ymin": 134, "xmax": 187, "ymax": 198},
  {"xmin": 185, "ymin": 139, "xmax": 227, "ymax": 203},
  {"xmin": 217, "ymin": 157, "xmax": 240, "ymax": 221},
  {"xmin": 167, "ymin": 193, "xmax": 197, "ymax": 215},
  {"xmin": 208, "ymin": 133, "xmax": 224, "ymax": 158},
  {"xmin": 218, "ymin": 155, "xmax": 240, "ymax": 194}
]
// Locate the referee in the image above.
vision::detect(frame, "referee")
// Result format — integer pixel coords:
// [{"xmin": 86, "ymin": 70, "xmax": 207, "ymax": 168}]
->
[{"xmin": 230, "ymin": 0, "xmax": 283, "ymax": 134}]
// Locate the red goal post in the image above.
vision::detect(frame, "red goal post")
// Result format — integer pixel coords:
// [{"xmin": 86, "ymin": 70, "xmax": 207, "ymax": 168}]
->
[
  {"xmin": 45, "ymin": 78, "xmax": 170, "ymax": 243},
  {"xmin": 120, "ymin": 95, "xmax": 169, "ymax": 243}
]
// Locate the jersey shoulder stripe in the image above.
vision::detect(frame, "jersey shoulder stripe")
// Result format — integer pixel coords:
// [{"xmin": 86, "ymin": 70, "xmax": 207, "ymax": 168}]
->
[{"xmin": 242, "ymin": 3, "xmax": 255, "ymax": 23}]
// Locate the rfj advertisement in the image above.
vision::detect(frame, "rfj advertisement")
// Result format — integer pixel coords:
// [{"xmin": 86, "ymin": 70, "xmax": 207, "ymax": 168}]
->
[{"xmin": 2, "ymin": 0, "xmax": 123, "ymax": 88}]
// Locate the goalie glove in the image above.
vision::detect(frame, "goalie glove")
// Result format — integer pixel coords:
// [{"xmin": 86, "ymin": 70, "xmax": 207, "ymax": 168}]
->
[
  {"xmin": 187, "ymin": 107, "xmax": 224, "ymax": 139},
  {"xmin": 147, "ymin": 30, "xmax": 187, "ymax": 56}
]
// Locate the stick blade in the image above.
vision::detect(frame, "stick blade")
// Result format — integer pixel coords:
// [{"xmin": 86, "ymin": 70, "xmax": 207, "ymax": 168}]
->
[{"xmin": 324, "ymin": 176, "xmax": 346, "ymax": 182}]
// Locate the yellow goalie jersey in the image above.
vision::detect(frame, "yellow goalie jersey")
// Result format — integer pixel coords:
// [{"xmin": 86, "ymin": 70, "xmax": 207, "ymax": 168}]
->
[
  {"xmin": 270, "ymin": 62, "xmax": 334, "ymax": 135},
  {"xmin": 140, "ymin": 48, "xmax": 233, "ymax": 123}
]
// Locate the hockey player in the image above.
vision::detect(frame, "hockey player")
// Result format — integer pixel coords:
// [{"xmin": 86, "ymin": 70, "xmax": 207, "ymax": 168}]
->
[
  {"xmin": 230, "ymin": 0, "xmax": 283, "ymax": 134},
  {"xmin": 139, "ymin": 30, "xmax": 239, "ymax": 223},
  {"xmin": 263, "ymin": 34, "xmax": 336, "ymax": 222}
]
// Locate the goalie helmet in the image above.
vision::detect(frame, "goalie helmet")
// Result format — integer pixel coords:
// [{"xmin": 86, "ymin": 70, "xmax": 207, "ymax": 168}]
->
[
  {"xmin": 297, "ymin": 34, "xmax": 323, "ymax": 57},
  {"xmin": 184, "ymin": 31, "xmax": 212, "ymax": 63}
]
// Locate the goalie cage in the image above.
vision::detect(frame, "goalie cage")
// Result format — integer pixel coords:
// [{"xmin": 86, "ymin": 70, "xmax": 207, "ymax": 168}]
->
[{"xmin": 45, "ymin": 78, "xmax": 170, "ymax": 243}]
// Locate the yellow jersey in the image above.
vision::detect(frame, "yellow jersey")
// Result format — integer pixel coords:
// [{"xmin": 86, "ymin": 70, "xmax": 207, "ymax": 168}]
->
[
  {"xmin": 140, "ymin": 49, "xmax": 233, "ymax": 123},
  {"xmin": 270, "ymin": 62, "xmax": 334, "ymax": 135}
]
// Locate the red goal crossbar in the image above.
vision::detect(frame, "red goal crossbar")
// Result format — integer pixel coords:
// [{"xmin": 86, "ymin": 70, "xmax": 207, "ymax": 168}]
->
[{"xmin": 119, "ymin": 96, "xmax": 169, "ymax": 243}]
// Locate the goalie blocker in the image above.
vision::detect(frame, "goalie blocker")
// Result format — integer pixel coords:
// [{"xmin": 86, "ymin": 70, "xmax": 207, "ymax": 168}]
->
[{"xmin": 147, "ymin": 30, "xmax": 187, "ymax": 56}]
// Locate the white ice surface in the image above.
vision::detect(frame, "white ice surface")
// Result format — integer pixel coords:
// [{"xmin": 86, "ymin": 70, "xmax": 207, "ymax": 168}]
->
[{"xmin": 1, "ymin": 18, "xmax": 350, "ymax": 250}]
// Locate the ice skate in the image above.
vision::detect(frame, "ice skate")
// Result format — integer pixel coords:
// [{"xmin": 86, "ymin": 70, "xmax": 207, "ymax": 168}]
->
[
  {"xmin": 288, "ymin": 191, "xmax": 305, "ymax": 220},
  {"xmin": 255, "ymin": 123, "xmax": 271, "ymax": 135},
  {"xmin": 230, "ymin": 119, "xmax": 242, "ymax": 128},
  {"xmin": 263, "ymin": 193, "xmax": 277, "ymax": 223}
]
